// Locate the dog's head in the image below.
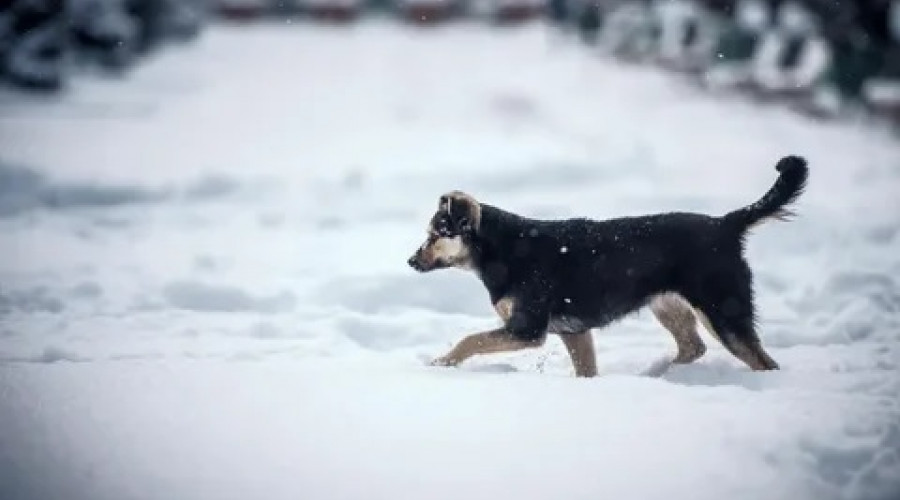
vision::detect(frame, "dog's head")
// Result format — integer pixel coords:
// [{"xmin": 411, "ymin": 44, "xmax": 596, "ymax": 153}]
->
[{"xmin": 407, "ymin": 191, "xmax": 482, "ymax": 273}]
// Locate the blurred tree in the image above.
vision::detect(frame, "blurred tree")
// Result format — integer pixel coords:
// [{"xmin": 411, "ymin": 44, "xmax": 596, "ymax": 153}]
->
[
  {"xmin": 576, "ymin": 2, "xmax": 601, "ymax": 44},
  {"xmin": 3, "ymin": 0, "xmax": 66, "ymax": 91},
  {"xmin": 548, "ymin": 0, "xmax": 569, "ymax": 24},
  {"xmin": 125, "ymin": 0, "xmax": 166, "ymax": 53},
  {"xmin": 69, "ymin": 0, "xmax": 138, "ymax": 71}
]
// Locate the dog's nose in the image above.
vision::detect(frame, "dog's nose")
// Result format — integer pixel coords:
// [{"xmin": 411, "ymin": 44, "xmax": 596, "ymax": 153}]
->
[{"xmin": 408, "ymin": 254, "xmax": 427, "ymax": 271}]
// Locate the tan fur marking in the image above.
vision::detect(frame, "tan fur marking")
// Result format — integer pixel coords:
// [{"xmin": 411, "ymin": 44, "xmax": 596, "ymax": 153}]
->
[
  {"xmin": 430, "ymin": 235, "xmax": 466, "ymax": 260},
  {"xmin": 650, "ymin": 293, "xmax": 706, "ymax": 364},
  {"xmin": 558, "ymin": 331, "xmax": 598, "ymax": 377},
  {"xmin": 693, "ymin": 306, "xmax": 778, "ymax": 371},
  {"xmin": 725, "ymin": 340, "xmax": 780, "ymax": 371},
  {"xmin": 494, "ymin": 297, "xmax": 514, "ymax": 322},
  {"xmin": 431, "ymin": 328, "xmax": 544, "ymax": 367},
  {"xmin": 419, "ymin": 235, "xmax": 470, "ymax": 268},
  {"xmin": 693, "ymin": 307, "xmax": 722, "ymax": 344},
  {"xmin": 751, "ymin": 345, "xmax": 780, "ymax": 370}
]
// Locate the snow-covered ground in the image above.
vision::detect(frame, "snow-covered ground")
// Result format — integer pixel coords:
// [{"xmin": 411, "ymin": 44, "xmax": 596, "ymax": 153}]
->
[{"xmin": 1, "ymin": 19, "xmax": 899, "ymax": 500}]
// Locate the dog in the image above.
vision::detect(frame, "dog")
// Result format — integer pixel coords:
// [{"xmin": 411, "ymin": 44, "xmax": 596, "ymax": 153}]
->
[{"xmin": 407, "ymin": 156, "xmax": 809, "ymax": 377}]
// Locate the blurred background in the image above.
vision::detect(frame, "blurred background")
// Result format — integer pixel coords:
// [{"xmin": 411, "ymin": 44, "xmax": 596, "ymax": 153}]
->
[{"xmin": 1, "ymin": 0, "xmax": 899, "ymax": 127}]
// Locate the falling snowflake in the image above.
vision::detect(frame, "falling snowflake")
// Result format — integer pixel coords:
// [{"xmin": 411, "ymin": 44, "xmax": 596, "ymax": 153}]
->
[{"xmin": 560, "ymin": 246, "xmax": 568, "ymax": 254}]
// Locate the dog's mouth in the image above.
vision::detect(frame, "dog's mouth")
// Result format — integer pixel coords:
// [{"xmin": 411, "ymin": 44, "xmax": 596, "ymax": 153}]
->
[
  {"xmin": 407, "ymin": 253, "xmax": 450, "ymax": 272},
  {"xmin": 407, "ymin": 254, "xmax": 432, "ymax": 272}
]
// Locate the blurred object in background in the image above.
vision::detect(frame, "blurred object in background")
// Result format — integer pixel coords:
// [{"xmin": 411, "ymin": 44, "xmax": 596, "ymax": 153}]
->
[
  {"xmin": 269, "ymin": 0, "xmax": 303, "ymax": 15},
  {"xmin": 0, "ymin": 0, "xmax": 206, "ymax": 93},
  {"xmin": 397, "ymin": 0, "xmax": 459, "ymax": 24},
  {"xmin": 217, "ymin": 0, "xmax": 268, "ymax": 19},
  {"xmin": 69, "ymin": 0, "xmax": 138, "ymax": 71},
  {"xmin": 861, "ymin": 0, "xmax": 900, "ymax": 125},
  {"xmin": 0, "ymin": 2, "xmax": 12, "ymax": 76},
  {"xmin": 703, "ymin": 0, "xmax": 771, "ymax": 92},
  {"xmin": 124, "ymin": 0, "xmax": 205, "ymax": 48},
  {"xmin": 574, "ymin": 0, "xmax": 602, "ymax": 45},
  {"xmin": 652, "ymin": 0, "xmax": 719, "ymax": 73},
  {"xmin": 302, "ymin": 0, "xmax": 363, "ymax": 23},
  {"xmin": 2, "ymin": 0, "xmax": 898, "ymax": 130},
  {"xmin": 546, "ymin": 0, "xmax": 570, "ymax": 27},
  {"xmin": 748, "ymin": 2, "xmax": 832, "ymax": 103},
  {"xmin": 1, "ymin": 0, "xmax": 67, "ymax": 91},
  {"xmin": 597, "ymin": 0, "xmax": 658, "ymax": 61},
  {"xmin": 485, "ymin": 0, "xmax": 546, "ymax": 24},
  {"xmin": 156, "ymin": 0, "xmax": 207, "ymax": 40}
]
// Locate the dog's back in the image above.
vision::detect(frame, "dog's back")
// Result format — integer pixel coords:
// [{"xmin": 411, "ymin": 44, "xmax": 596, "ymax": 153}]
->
[{"xmin": 542, "ymin": 212, "xmax": 733, "ymax": 324}]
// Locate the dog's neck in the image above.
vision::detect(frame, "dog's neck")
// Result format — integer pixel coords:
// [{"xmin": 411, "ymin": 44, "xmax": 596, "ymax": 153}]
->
[
  {"xmin": 466, "ymin": 204, "xmax": 526, "ymax": 294},
  {"xmin": 473, "ymin": 204, "xmax": 523, "ymax": 240}
]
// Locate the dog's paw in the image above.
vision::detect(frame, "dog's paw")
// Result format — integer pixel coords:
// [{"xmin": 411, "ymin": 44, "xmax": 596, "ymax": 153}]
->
[
  {"xmin": 416, "ymin": 352, "xmax": 454, "ymax": 367},
  {"xmin": 429, "ymin": 356, "xmax": 458, "ymax": 367}
]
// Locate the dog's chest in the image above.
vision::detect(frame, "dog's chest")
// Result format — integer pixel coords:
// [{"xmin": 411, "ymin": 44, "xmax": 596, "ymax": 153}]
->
[
  {"xmin": 493, "ymin": 296, "xmax": 589, "ymax": 334},
  {"xmin": 547, "ymin": 314, "xmax": 589, "ymax": 335},
  {"xmin": 493, "ymin": 297, "xmax": 514, "ymax": 321}
]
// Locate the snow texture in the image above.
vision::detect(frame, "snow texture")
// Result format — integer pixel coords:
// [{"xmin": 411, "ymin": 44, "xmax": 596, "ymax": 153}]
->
[{"xmin": 1, "ymin": 20, "xmax": 899, "ymax": 500}]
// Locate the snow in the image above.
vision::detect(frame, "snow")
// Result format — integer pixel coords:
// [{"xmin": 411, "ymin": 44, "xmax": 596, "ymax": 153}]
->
[
  {"xmin": 1, "ymin": 19, "xmax": 900, "ymax": 500},
  {"xmin": 162, "ymin": 280, "xmax": 298, "ymax": 313}
]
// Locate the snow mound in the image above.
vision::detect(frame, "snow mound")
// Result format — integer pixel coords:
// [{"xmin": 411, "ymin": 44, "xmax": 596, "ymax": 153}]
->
[
  {"xmin": 317, "ymin": 273, "xmax": 490, "ymax": 316},
  {"xmin": 0, "ymin": 163, "xmax": 166, "ymax": 216},
  {"xmin": 0, "ymin": 163, "xmax": 244, "ymax": 216},
  {"xmin": 162, "ymin": 281, "xmax": 297, "ymax": 314},
  {"xmin": 0, "ymin": 287, "xmax": 65, "ymax": 314}
]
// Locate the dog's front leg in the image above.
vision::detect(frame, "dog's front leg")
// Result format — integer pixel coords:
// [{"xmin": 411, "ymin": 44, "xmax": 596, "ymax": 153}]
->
[
  {"xmin": 558, "ymin": 331, "xmax": 598, "ymax": 377},
  {"xmin": 431, "ymin": 329, "xmax": 545, "ymax": 367}
]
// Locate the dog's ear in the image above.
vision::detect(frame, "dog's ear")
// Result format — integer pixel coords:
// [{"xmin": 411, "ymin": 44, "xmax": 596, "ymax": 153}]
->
[{"xmin": 438, "ymin": 191, "xmax": 481, "ymax": 233}]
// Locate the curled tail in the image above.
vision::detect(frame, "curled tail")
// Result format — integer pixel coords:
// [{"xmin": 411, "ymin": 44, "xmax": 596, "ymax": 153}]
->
[{"xmin": 724, "ymin": 155, "xmax": 809, "ymax": 231}]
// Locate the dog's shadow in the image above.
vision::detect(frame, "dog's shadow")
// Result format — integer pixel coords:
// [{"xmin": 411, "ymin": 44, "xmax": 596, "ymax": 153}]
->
[
  {"xmin": 455, "ymin": 362, "xmax": 769, "ymax": 389},
  {"xmin": 417, "ymin": 353, "xmax": 519, "ymax": 374},
  {"xmin": 464, "ymin": 363, "xmax": 519, "ymax": 374},
  {"xmin": 419, "ymin": 354, "xmax": 775, "ymax": 389},
  {"xmin": 658, "ymin": 360, "xmax": 773, "ymax": 391}
]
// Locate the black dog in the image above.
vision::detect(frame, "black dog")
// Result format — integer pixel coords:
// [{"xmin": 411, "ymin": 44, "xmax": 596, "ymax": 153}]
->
[{"xmin": 408, "ymin": 156, "xmax": 809, "ymax": 377}]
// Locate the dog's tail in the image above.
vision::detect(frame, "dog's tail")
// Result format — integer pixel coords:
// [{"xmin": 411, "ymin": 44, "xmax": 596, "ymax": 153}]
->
[{"xmin": 723, "ymin": 155, "xmax": 809, "ymax": 232}]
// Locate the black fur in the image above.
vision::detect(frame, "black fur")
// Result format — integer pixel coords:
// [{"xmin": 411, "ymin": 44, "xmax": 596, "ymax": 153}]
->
[
  {"xmin": 723, "ymin": 155, "xmax": 809, "ymax": 230},
  {"xmin": 412, "ymin": 156, "xmax": 809, "ymax": 368}
]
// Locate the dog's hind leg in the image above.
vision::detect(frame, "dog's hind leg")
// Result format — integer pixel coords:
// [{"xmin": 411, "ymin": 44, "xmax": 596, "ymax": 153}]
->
[
  {"xmin": 694, "ymin": 307, "xmax": 779, "ymax": 371},
  {"xmin": 649, "ymin": 293, "xmax": 707, "ymax": 364},
  {"xmin": 686, "ymin": 266, "xmax": 780, "ymax": 371},
  {"xmin": 558, "ymin": 331, "xmax": 598, "ymax": 377}
]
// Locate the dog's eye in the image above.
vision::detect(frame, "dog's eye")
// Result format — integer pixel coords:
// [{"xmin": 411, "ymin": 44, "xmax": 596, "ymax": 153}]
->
[{"xmin": 435, "ymin": 218, "xmax": 453, "ymax": 236}]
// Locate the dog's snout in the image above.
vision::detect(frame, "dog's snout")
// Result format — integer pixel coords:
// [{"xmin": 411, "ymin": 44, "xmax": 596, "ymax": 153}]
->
[{"xmin": 408, "ymin": 254, "xmax": 422, "ymax": 270}]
